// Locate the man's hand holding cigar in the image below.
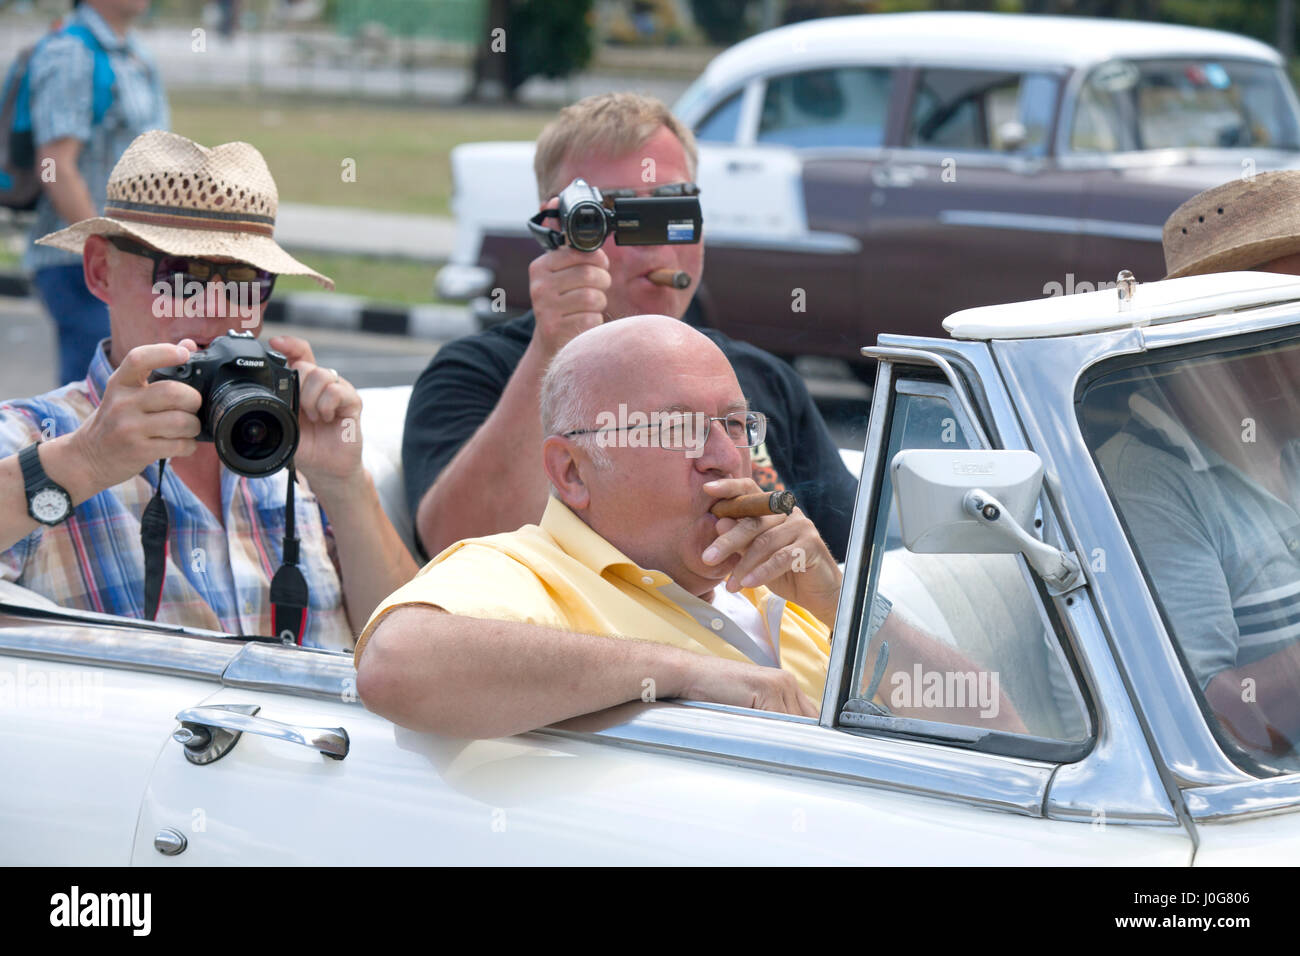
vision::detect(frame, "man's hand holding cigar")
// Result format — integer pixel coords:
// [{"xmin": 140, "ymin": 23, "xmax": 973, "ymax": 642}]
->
[{"xmin": 702, "ymin": 477, "xmax": 842, "ymax": 628}]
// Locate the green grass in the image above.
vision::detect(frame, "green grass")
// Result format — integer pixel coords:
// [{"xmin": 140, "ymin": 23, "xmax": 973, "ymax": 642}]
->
[
  {"xmin": 275, "ymin": 250, "xmax": 443, "ymax": 304},
  {"xmin": 170, "ymin": 92, "xmax": 549, "ymax": 218}
]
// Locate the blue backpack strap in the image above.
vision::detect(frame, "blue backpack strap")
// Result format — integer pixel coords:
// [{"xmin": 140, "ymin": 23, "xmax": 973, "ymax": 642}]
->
[{"xmin": 59, "ymin": 22, "xmax": 116, "ymax": 126}]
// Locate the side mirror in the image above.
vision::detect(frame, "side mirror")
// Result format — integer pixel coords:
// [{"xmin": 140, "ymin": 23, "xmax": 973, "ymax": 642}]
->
[{"xmin": 891, "ymin": 449, "xmax": 1084, "ymax": 594}]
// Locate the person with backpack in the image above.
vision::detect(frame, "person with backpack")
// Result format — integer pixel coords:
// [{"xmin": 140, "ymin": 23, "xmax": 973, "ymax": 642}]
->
[{"xmin": 8, "ymin": 0, "xmax": 168, "ymax": 386}]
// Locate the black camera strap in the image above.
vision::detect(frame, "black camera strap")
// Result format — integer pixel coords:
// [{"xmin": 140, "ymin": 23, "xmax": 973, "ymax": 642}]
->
[
  {"xmin": 527, "ymin": 208, "xmax": 565, "ymax": 250},
  {"xmin": 140, "ymin": 457, "xmax": 310, "ymax": 642},
  {"xmin": 140, "ymin": 458, "xmax": 170, "ymax": 621},
  {"xmin": 269, "ymin": 461, "xmax": 308, "ymax": 646}
]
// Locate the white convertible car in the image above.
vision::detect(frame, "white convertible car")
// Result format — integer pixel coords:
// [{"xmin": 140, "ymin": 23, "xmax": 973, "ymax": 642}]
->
[{"xmin": 5, "ymin": 270, "xmax": 1300, "ymax": 864}]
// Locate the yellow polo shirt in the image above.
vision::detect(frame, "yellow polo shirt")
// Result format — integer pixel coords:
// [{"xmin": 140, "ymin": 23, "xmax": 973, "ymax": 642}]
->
[{"xmin": 355, "ymin": 498, "xmax": 832, "ymax": 704}]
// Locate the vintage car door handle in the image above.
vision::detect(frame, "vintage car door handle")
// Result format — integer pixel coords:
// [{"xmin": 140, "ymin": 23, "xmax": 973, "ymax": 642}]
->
[
  {"xmin": 871, "ymin": 165, "xmax": 926, "ymax": 188},
  {"xmin": 173, "ymin": 705, "xmax": 350, "ymax": 764}
]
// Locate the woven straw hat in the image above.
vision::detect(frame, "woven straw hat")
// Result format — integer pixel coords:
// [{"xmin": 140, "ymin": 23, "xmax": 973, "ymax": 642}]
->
[
  {"xmin": 37, "ymin": 130, "xmax": 333, "ymax": 289},
  {"xmin": 1163, "ymin": 169, "xmax": 1300, "ymax": 279}
]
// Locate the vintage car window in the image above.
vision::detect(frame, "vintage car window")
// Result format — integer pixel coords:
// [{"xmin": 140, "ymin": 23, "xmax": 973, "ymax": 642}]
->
[
  {"xmin": 907, "ymin": 69, "xmax": 1058, "ymax": 155},
  {"xmin": 1070, "ymin": 58, "xmax": 1300, "ymax": 152},
  {"xmin": 846, "ymin": 380, "xmax": 1090, "ymax": 749},
  {"xmin": 695, "ymin": 90, "xmax": 744, "ymax": 143},
  {"xmin": 756, "ymin": 67, "xmax": 892, "ymax": 148},
  {"xmin": 1080, "ymin": 338, "xmax": 1300, "ymax": 773}
]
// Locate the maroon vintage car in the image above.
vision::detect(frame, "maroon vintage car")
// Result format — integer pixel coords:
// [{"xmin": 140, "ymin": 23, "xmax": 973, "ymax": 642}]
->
[{"xmin": 436, "ymin": 11, "xmax": 1300, "ymax": 373}]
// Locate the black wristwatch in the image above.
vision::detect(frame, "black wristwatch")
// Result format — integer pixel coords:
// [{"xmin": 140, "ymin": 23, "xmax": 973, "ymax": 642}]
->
[{"xmin": 19, "ymin": 443, "xmax": 72, "ymax": 526}]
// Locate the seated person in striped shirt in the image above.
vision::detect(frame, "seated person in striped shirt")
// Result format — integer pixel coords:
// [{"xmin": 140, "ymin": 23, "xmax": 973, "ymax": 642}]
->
[
  {"xmin": 0, "ymin": 131, "xmax": 417, "ymax": 649},
  {"xmin": 1094, "ymin": 345, "xmax": 1300, "ymax": 758},
  {"xmin": 355, "ymin": 314, "xmax": 1025, "ymax": 738}
]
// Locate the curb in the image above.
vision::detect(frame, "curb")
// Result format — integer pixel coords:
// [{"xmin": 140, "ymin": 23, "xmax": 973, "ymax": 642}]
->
[{"xmin": 0, "ymin": 270, "xmax": 478, "ymax": 342}]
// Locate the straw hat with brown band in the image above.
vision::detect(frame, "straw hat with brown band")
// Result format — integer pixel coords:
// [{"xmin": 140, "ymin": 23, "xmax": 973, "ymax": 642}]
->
[
  {"xmin": 36, "ymin": 129, "xmax": 334, "ymax": 289},
  {"xmin": 1163, "ymin": 169, "xmax": 1300, "ymax": 279}
]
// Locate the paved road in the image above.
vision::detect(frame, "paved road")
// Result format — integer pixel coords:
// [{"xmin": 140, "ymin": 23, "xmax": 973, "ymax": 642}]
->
[{"xmin": 0, "ymin": 295, "xmax": 869, "ymax": 449}]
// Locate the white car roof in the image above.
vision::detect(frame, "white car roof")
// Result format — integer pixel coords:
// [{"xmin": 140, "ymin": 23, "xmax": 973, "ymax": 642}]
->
[
  {"xmin": 690, "ymin": 12, "xmax": 1281, "ymax": 99},
  {"xmin": 943, "ymin": 272, "xmax": 1300, "ymax": 340}
]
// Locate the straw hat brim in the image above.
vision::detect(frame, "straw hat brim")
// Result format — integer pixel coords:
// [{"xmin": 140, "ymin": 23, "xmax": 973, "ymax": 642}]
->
[
  {"xmin": 36, "ymin": 217, "xmax": 334, "ymax": 290},
  {"xmin": 1164, "ymin": 234, "xmax": 1300, "ymax": 279}
]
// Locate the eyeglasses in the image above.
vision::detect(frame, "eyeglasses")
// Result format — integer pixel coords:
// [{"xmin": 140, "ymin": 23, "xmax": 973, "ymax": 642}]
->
[
  {"xmin": 563, "ymin": 410, "xmax": 767, "ymax": 450},
  {"xmin": 107, "ymin": 235, "xmax": 277, "ymax": 304}
]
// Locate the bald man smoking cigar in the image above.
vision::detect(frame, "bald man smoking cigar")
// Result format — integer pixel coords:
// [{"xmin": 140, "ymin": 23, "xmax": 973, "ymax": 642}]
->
[{"xmin": 356, "ymin": 316, "xmax": 1026, "ymax": 739}]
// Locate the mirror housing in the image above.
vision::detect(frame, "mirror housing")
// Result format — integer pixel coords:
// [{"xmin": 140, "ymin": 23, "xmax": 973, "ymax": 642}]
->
[{"xmin": 891, "ymin": 449, "xmax": 1084, "ymax": 594}]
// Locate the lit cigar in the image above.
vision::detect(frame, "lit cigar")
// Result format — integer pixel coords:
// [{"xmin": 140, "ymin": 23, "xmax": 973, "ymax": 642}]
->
[
  {"xmin": 648, "ymin": 268, "xmax": 691, "ymax": 289},
  {"xmin": 711, "ymin": 491, "xmax": 797, "ymax": 519}
]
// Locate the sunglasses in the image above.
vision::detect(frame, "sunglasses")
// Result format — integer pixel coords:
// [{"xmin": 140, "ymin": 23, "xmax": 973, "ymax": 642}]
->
[{"xmin": 107, "ymin": 235, "xmax": 277, "ymax": 304}]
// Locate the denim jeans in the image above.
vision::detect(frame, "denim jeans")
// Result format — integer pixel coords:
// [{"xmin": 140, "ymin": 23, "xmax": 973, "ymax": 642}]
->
[{"xmin": 32, "ymin": 264, "xmax": 109, "ymax": 386}]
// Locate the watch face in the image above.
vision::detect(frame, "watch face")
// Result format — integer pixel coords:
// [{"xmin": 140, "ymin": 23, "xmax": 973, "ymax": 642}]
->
[{"xmin": 31, "ymin": 488, "xmax": 70, "ymax": 524}]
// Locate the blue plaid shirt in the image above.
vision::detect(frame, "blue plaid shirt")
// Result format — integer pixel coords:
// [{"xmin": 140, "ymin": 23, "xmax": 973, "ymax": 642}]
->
[
  {"xmin": 0, "ymin": 342, "xmax": 354, "ymax": 650},
  {"xmin": 23, "ymin": 4, "xmax": 170, "ymax": 273}
]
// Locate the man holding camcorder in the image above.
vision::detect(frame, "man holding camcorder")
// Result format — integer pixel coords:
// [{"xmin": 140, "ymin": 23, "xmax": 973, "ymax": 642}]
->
[
  {"xmin": 0, "ymin": 131, "xmax": 417, "ymax": 649},
  {"xmin": 402, "ymin": 92, "xmax": 858, "ymax": 562}
]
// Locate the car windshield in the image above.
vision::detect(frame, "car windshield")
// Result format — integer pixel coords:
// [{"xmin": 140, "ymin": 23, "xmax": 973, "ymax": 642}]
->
[
  {"xmin": 1070, "ymin": 58, "xmax": 1300, "ymax": 152},
  {"xmin": 1080, "ymin": 337, "xmax": 1300, "ymax": 773}
]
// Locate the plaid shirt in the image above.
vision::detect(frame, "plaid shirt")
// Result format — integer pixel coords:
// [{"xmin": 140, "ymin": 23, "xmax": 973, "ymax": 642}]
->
[
  {"xmin": 0, "ymin": 343, "xmax": 354, "ymax": 650},
  {"xmin": 23, "ymin": 4, "xmax": 169, "ymax": 273}
]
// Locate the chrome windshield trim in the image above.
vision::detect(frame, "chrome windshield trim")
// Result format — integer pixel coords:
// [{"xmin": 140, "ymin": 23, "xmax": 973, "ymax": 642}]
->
[
  {"xmin": 221, "ymin": 641, "xmax": 360, "ymax": 705},
  {"xmin": 1139, "ymin": 298, "xmax": 1300, "ymax": 351},
  {"xmin": 539, "ymin": 700, "xmax": 1055, "ymax": 818},
  {"xmin": 0, "ymin": 613, "xmax": 240, "ymax": 681},
  {"xmin": 821, "ymin": 360, "xmax": 892, "ymax": 728},
  {"xmin": 1184, "ymin": 775, "xmax": 1300, "ymax": 822},
  {"xmin": 860, "ymin": 346, "xmax": 992, "ymax": 448}
]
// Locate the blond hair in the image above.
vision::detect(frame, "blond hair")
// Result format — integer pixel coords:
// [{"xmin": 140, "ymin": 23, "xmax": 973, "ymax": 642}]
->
[{"xmin": 533, "ymin": 92, "xmax": 698, "ymax": 201}]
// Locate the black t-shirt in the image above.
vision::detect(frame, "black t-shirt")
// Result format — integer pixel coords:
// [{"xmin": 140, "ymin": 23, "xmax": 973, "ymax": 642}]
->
[{"xmin": 402, "ymin": 311, "xmax": 859, "ymax": 561}]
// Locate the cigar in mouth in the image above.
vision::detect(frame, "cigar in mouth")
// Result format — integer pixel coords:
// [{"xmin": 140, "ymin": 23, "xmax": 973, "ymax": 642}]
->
[
  {"xmin": 710, "ymin": 491, "xmax": 797, "ymax": 519},
  {"xmin": 648, "ymin": 268, "xmax": 691, "ymax": 289}
]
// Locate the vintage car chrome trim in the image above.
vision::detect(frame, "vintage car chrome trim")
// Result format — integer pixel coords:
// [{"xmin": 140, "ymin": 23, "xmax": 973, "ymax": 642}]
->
[
  {"xmin": 0, "ymin": 614, "xmax": 240, "ymax": 681},
  {"xmin": 704, "ymin": 230, "xmax": 861, "ymax": 255},
  {"xmin": 1184, "ymin": 774, "xmax": 1300, "ymax": 822},
  {"xmin": 992, "ymin": 330, "xmax": 1256, "ymax": 788},
  {"xmin": 860, "ymin": 346, "xmax": 992, "ymax": 448},
  {"xmin": 221, "ymin": 641, "xmax": 361, "ymax": 705},
  {"xmin": 0, "ymin": 611, "xmax": 362, "ymax": 705},
  {"xmin": 821, "ymin": 360, "xmax": 893, "ymax": 728},
  {"xmin": 938, "ymin": 210, "xmax": 1163, "ymax": 243},
  {"xmin": 864, "ymin": 338, "xmax": 1180, "ymax": 824},
  {"xmin": 539, "ymin": 699, "xmax": 1056, "ymax": 818},
  {"xmin": 1139, "ymin": 299, "xmax": 1300, "ymax": 352}
]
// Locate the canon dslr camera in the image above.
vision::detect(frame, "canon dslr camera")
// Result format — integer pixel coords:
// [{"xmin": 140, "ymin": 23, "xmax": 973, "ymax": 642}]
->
[
  {"xmin": 527, "ymin": 178, "xmax": 703, "ymax": 252},
  {"xmin": 150, "ymin": 330, "xmax": 299, "ymax": 478}
]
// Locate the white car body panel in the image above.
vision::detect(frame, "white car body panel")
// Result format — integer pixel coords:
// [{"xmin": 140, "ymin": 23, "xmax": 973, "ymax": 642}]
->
[{"xmin": 126, "ymin": 686, "xmax": 1188, "ymax": 866}]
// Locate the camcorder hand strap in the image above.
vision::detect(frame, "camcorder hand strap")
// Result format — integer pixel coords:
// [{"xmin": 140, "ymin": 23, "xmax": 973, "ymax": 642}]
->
[
  {"xmin": 527, "ymin": 208, "xmax": 565, "ymax": 250},
  {"xmin": 269, "ymin": 461, "xmax": 309, "ymax": 646},
  {"xmin": 140, "ymin": 459, "xmax": 170, "ymax": 621}
]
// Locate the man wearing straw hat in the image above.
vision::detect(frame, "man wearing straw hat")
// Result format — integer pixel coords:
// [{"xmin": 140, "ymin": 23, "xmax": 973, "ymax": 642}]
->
[{"xmin": 0, "ymin": 130, "xmax": 417, "ymax": 649}]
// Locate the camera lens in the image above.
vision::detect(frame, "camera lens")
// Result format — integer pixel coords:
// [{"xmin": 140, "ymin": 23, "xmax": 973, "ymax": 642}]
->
[
  {"xmin": 567, "ymin": 202, "xmax": 607, "ymax": 252},
  {"xmin": 210, "ymin": 382, "xmax": 298, "ymax": 477},
  {"xmin": 231, "ymin": 410, "xmax": 282, "ymax": 461}
]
